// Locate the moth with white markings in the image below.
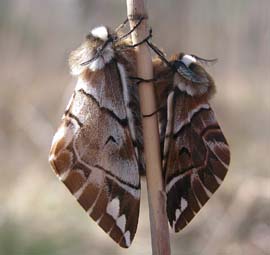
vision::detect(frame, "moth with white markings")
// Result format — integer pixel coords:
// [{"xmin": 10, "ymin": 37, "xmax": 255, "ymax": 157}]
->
[
  {"xmin": 153, "ymin": 53, "xmax": 230, "ymax": 232},
  {"xmin": 49, "ymin": 25, "xmax": 145, "ymax": 248}
]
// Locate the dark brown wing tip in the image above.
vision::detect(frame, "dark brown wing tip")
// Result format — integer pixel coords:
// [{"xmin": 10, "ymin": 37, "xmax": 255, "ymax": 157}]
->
[
  {"xmin": 61, "ymin": 171, "xmax": 140, "ymax": 248},
  {"xmin": 170, "ymin": 151, "xmax": 230, "ymax": 233}
]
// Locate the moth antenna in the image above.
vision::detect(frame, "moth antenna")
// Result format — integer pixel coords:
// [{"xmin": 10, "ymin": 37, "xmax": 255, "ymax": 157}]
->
[
  {"xmin": 191, "ymin": 54, "xmax": 218, "ymax": 65},
  {"xmin": 147, "ymin": 41, "xmax": 174, "ymax": 71}
]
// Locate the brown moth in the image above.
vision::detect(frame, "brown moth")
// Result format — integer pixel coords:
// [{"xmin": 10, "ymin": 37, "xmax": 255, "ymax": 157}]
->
[
  {"xmin": 49, "ymin": 26, "xmax": 144, "ymax": 248},
  {"xmin": 154, "ymin": 53, "xmax": 230, "ymax": 232}
]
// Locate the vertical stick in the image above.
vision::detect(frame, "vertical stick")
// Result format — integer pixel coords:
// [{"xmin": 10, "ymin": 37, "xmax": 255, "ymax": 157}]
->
[{"xmin": 126, "ymin": 1, "xmax": 171, "ymax": 254}]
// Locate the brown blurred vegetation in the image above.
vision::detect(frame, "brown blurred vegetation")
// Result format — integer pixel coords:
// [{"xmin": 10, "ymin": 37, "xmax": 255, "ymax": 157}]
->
[{"xmin": 0, "ymin": 0, "xmax": 270, "ymax": 254}]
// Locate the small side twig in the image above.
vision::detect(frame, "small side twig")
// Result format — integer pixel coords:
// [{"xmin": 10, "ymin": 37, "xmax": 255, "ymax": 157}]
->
[{"xmin": 126, "ymin": 1, "xmax": 171, "ymax": 254}]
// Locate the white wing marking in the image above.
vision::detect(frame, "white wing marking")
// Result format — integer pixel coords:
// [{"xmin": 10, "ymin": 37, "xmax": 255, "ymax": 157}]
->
[{"xmin": 106, "ymin": 197, "xmax": 120, "ymax": 220}]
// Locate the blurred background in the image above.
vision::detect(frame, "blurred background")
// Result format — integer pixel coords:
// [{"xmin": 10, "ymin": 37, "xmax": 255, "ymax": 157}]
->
[{"xmin": 1, "ymin": 0, "xmax": 270, "ymax": 254}]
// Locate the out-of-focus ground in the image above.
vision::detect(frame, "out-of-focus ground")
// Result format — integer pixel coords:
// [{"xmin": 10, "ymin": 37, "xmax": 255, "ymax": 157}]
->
[{"xmin": 0, "ymin": 0, "xmax": 270, "ymax": 254}]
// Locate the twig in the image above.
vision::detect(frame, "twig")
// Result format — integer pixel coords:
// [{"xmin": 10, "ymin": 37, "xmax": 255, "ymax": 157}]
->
[{"xmin": 126, "ymin": 1, "xmax": 171, "ymax": 254}]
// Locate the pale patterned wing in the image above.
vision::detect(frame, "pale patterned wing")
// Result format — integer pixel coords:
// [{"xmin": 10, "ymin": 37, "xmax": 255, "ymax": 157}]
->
[
  {"xmin": 164, "ymin": 92, "xmax": 230, "ymax": 232},
  {"xmin": 49, "ymin": 61, "xmax": 141, "ymax": 248}
]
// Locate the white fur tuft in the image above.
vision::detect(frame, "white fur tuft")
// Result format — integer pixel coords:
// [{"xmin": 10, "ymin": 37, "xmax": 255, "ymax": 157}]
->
[
  {"xmin": 91, "ymin": 26, "xmax": 108, "ymax": 41},
  {"xmin": 181, "ymin": 54, "xmax": 196, "ymax": 67},
  {"xmin": 70, "ymin": 47, "xmax": 93, "ymax": 76}
]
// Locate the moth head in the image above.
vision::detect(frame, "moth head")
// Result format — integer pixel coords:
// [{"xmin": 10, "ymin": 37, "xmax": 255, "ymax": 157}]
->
[
  {"xmin": 69, "ymin": 26, "xmax": 115, "ymax": 75},
  {"xmin": 172, "ymin": 53, "xmax": 215, "ymax": 98},
  {"xmin": 178, "ymin": 53, "xmax": 197, "ymax": 67}
]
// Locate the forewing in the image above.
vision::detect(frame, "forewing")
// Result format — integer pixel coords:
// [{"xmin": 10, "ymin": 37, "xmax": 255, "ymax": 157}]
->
[
  {"xmin": 165, "ymin": 92, "xmax": 230, "ymax": 232},
  {"xmin": 49, "ymin": 62, "xmax": 140, "ymax": 248}
]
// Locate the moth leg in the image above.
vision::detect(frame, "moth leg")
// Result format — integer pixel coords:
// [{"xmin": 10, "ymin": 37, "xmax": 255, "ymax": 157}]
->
[
  {"xmin": 116, "ymin": 16, "xmax": 145, "ymax": 41},
  {"xmin": 129, "ymin": 75, "xmax": 163, "ymax": 117},
  {"xmin": 129, "ymin": 76, "xmax": 157, "ymax": 85},
  {"xmin": 80, "ymin": 37, "xmax": 114, "ymax": 66},
  {"xmin": 130, "ymin": 75, "xmax": 166, "ymax": 118},
  {"xmin": 147, "ymin": 41, "xmax": 174, "ymax": 71},
  {"xmin": 142, "ymin": 87, "xmax": 175, "ymax": 118},
  {"xmin": 142, "ymin": 105, "xmax": 166, "ymax": 118},
  {"xmin": 119, "ymin": 28, "xmax": 153, "ymax": 49}
]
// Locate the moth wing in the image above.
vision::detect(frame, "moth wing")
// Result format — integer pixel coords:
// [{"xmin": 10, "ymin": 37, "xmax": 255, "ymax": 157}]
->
[
  {"xmin": 164, "ymin": 93, "xmax": 230, "ymax": 232},
  {"xmin": 49, "ymin": 61, "xmax": 141, "ymax": 248}
]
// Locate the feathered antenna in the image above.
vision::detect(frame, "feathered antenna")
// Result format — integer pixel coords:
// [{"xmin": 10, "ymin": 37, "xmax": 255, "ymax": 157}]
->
[{"xmin": 191, "ymin": 54, "xmax": 218, "ymax": 65}]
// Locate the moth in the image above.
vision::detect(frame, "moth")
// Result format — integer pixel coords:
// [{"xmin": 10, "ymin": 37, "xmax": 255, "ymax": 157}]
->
[
  {"xmin": 49, "ymin": 25, "xmax": 145, "ymax": 248},
  {"xmin": 153, "ymin": 53, "xmax": 230, "ymax": 232}
]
